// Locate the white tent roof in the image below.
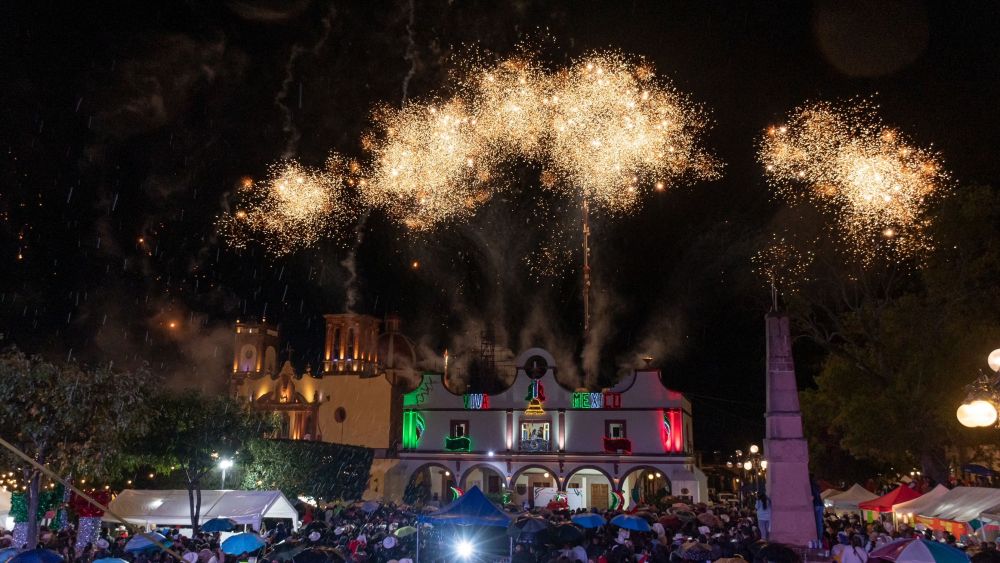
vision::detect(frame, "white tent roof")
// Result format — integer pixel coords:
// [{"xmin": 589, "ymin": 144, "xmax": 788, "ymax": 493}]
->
[
  {"xmin": 911, "ymin": 486, "xmax": 1000, "ymax": 523},
  {"xmin": 0, "ymin": 489, "xmax": 10, "ymax": 516},
  {"xmin": 821, "ymin": 488, "xmax": 843, "ymax": 500},
  {"xmin": 103, "ymin": 490, "xmax": 298, "ymax": 531},
  {"xmin": 825, "ymin": 484, "xmax": 878, "ymax": 509},
  {"xmin": 892, "ymin": 484, "xmax": 949, "ymax": 517}
]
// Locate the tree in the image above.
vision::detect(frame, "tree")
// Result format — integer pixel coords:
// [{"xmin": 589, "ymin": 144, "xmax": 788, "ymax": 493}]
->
[
  {"xmin": 786, "ymin": 185, "xmax": 1000, "ymax": 482},
  {"xmin": 126, "ymin": 393, "xmax": 272, "ymax": 536},
  {"xmin": 240, "ymin": 439, "xmax": 373, "ymax": 500},
  {"xmin": 0, "ymin": 348, "xmax": 151, "ymax": 548}
]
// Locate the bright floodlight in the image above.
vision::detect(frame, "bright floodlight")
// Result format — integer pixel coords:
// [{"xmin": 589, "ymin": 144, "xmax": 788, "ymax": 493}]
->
[
  {"xmin": 988, "ymin": 349, "xmax": 1000, "ymax": 372},
  {"xmin": 456, "ymin": 539, "xmax": 475, "ymax": 559},
  {"xmin": 218, "ymin": 458, "xmax": 234, "ymax": 470},
  {"xmin": 743, "ymin": 461, "xmax": 753, "ymax": 471},
  {"xmin": 749, "ymin": 444, "xmax": 759, "ymax": 454}
]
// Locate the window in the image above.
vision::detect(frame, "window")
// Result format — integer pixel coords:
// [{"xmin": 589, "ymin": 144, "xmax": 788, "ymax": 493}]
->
[
  {"xmin": 450, "ymin": 420, "xmax": 469, "ymax": 437},
  {"xmin": 606, "ymin": 420, "xmax": 627, "ymax": 439},
  {"xmin": 519, "ymin": 421, "xmax": 551, "ymax": 452}
]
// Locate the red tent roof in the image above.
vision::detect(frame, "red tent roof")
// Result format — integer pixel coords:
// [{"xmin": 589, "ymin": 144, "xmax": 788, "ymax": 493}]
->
[{"xmin": 858, "ymin": 485, "xmax": 922, "ymax": 512}]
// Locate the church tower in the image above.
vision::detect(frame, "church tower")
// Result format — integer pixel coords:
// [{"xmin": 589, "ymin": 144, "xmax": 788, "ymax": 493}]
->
[{"xmin": 233, "ymin": 321, "xmax": 280, "ymax": 377}]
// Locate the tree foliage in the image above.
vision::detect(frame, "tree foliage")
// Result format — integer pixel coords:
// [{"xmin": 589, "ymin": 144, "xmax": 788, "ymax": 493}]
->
[
  {"xmin": 241, "ymin": 439, "xmax": 373, "ymax": 501},
  {"xmin": 786, "ymin": 184, "xmax": 1000, "ymax": 482},
  {"xmin": 0, "ymin": 348, "xmax": 152, "ymax": 547},
  {"xmin": 126, "ymin": 392, "xmax": 272, "ymax": 534}
]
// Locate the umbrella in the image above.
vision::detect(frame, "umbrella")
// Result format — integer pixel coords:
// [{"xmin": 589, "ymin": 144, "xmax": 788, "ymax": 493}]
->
[
  {"xmin": 124, "ymin": 533, "xmax": 172, "ymax": 553},
  {"xmin": 9, "ymin": 551, "xmax": 63, "ymax": 563},
  {"xmin": 221, "ymin": 533, "xmax": 266, "ymax": 555},
  {"xmin": 394, "ymin": 526, "xmax": 418, "ymax": 538},
  {"xmin": 659, "ymin": 515, "xmax": 681, "ymax": 529},
  {"xmin": 550, "ymin": 524, "xmax": 585, "ymax": 545},
  {"xmin": 267, "ymin": 542, "xmax": 307, "ymax": 562},
  {"xmin": 678, "ymin": 541, "xmax": 721, "ymax": 561},
  {"xmin": 634, "ymin": 511, "xmax": 657, "ymax": 523},
  {"xmin": 294, "ymin": 547, "xmax": 344, "ymax": 563},
  {"xmin": 202, "ymin": 518, "xmax": 239, "ymax": 532},
  {"xmin": 571, "ymin": 514, "xmax": 606, "ymax": 529},
  {"xmin": 674, "ymin": 510, "xmax": 696, "ymax": 523},
  {"xmin": 508, "ymin": 515, "xmax": 551, "ymax": 539},
  {"xmin": 305, "ymin": 521, "xmax": 329, "ymax": 531},
  {"xmin": 755, "ymin": 544, "xmax": 799, "ymax": 563},
  {"xmin": 362, "ymin": 501, "xmax": 381, "ymax": 514},
  {"xmin": 697, "ymin": 513, "xmax": 720, "ymax": 527},
  {"xmin": 611, "ymin": 514, "xmax": 652, "ymax": 532},
  {"xmin": 870, "ymin": 538, "xmax": 970, "ymax": 563},
  {"xmin": 0, "ymin": 549, "xmax": 20, "ymax": 563},
  {"xmin": 92, "ymin": 559, "xmax": 128, "ymax": 563}
]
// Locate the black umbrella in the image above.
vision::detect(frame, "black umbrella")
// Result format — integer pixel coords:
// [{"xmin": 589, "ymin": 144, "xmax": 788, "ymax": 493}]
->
[
  {"xmin": 507, "ymin": 516, "xmax": 551, "ymax": 540},
  {"xmin": 293, "ymin": 548, "xmax": 344, "ymax": 563},
  {"xmin": 267, "ymin": 542, "xmax": 307, "ymax": 562},
  {"xmin": 305, "ymin": 521, "xmax": 329, "ymax": 531},
  {"xmin": 549, "ymin": 524, "xmax": 585, "ymax": 546}
]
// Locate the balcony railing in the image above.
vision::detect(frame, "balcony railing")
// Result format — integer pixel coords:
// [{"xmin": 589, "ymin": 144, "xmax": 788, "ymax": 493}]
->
[
  {"xmin": 603, "ymin": 437, "xmax": 632, "ymax": 454},
  {"xmin": 519, "ymin": 438, "xmax": 551, "ymax": 452}
]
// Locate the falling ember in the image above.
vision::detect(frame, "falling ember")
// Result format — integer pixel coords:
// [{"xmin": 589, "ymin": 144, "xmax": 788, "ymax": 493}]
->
[
  {"xmin": 218, "ymin": 159, "xmax": 352, "ymax": 254},
  {"xmin": 411, "ymin": 260, "xmax": 420, "ymax": 269},
  {"xmin": 758, "ymin": 99, "xmax": 949, "ymax": 261}
]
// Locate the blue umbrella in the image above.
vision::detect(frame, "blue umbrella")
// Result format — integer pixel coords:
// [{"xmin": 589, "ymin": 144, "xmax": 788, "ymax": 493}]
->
[
  {"xmin": 361, "ymin": 501, "xmax": 380, "ymax": 514},
  {"xmin": 9, "ymin": 550, "xmax": 63, "ymax": 563},
  {"xmin": 571, "ymin": 513, "xmax": 606, "ymax": 529},
  {"xmin": 124, "ymin": 533, "xmax": 172, "ymax": 553},
  {"xmin": 0, "ymin": 548, "xmax": 20, "ymax": 563},
  {"xmin": 202, "ymin": 518, "xmax": 239, "ymax": 532},
  {"xmin": 610, "ymin": 514, "xmax": 652, "ymax": 532},
  {"xmin": 93, "ymin": 559, "xmax": 130, "ymax": 563},
  {"xmin": 222, "ymin": 533, "xmax": 266, "ymax": 555}
]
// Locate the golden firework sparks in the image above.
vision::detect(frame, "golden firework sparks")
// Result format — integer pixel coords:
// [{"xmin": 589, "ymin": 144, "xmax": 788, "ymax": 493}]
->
[
  {"xmin": 363, "ymin": 50, "xmax": 720, "ymax": 228},
  {"xmin": 219, "ymin": 159, "xmax": 350, "ymax": 254},
  {"xmin": 759, "ymin": 100, "xmax": 948, "ymax": 261}
]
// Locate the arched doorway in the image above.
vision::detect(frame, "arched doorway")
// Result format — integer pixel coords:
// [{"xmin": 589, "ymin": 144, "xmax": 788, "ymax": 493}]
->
[
  {"xmin": 620, "ymin": 466, "xmax": 671, "ymax": 509},
  {"xmin": 511, "ymin": 464, "xmax": 559, "ymax": 509},
  {"xmin": 460, "ymin": 464, "xmax": 507, "ymax": 501},
  {"xmin": 403, "ymin": 463, "xmax": 455, "ymax": 505},
  {"xmin": 565, "ymin": 466, "xmax": 616, "ymax": 510}
]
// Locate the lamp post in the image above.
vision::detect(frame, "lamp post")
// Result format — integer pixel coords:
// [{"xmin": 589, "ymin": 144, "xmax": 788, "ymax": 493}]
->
[
  {"xmin": 956, "ymin": 349, "xmax": 1000, "ymax": 428},
  {"xmin": 218, "ymin": 458, "xmax": 234, "ymax": 489},
  {"xmin": 741, "ymin": 444, "xmax": 767, "ymax": 501}
]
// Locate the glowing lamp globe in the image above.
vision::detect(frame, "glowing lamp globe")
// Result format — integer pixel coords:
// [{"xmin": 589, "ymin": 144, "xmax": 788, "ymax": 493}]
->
[
  {"xmin": 969, "ymin": 400, "xmax": 998, "ymax": 427},
  {"xmin": 749, "ymin": 444, "xmax": 760, "ymax": 454},
  {"xmin": 743, "ymin": 461, "xmax": 753, "ymax": 471},
  {"xmin": 988, "ymin": 349, "xmax": 1000, "ymax": 372},
  {"xmin": 957, "ymin": 403, "xmax": 977, "ymax": 428}
]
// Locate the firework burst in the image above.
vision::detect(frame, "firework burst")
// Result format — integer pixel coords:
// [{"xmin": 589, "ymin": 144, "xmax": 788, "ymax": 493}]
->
[
  {"xmin": 542, "ymin": 52, "xmax": 721, "ymax": 212},
  {"xmin": 219, "ymin": 159, "xmax": 350, "ymax": 255},
  {"xmin": 363, "ymin": 99, "xmax": 496, "ymax": 230},
  {"xmin": 759, "ymin": 100, "xmax": 948, "ymax": 260}
]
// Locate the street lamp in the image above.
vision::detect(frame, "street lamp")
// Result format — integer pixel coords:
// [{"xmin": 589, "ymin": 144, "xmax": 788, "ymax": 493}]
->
[
  {"xmin": 218, "ymin": 458, "xmax": 234, "ymax": 489},
  {"xmin": 956, "ymin": 349, "xmax": 1000, "ymax": 428},
  {"xmin": 749, "ymin": 444, "xmax": 760, "ymax": 454}
]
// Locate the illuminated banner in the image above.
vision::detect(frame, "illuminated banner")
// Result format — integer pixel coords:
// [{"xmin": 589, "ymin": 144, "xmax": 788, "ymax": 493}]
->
[
  {"xmin": 463, "ymin": 393, "xmax": 490, "ymax": 409},
  {"xmin": 571, "ymin": 391, "xmax": 622, "ymax": 409}
]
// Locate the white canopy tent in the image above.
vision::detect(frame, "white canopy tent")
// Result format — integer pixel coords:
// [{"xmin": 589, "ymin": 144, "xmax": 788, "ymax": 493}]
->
[
  {"xmin": 914, "ymin": 486, "xmax": 1000, "ymax": 523},
  {"xmin": 0, "ymin": 488, "xmax": 10, "ymax": 530},
  {"xmin": 103, "ymin": 490, "xmax": 299, "ymax": 531},
  {"xmin": 821, "ymin": 489, "xmax": 843, "ymax": 500},
  {"xmin": 892, "ymin": 484, "xmax": 949, "ymax": 521},
  {"xmin": 825, "ymin": 484, "xmax": 877, "ymax": 513}
]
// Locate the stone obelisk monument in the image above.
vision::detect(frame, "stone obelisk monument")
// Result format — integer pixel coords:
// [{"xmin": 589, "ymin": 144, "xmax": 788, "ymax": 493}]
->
[{"xmin": 763, "ymin": 312, "xmax": 817, "ymax": 545}]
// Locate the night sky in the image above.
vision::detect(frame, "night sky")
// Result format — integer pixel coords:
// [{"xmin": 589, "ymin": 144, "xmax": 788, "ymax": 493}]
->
[{"xmin": 3, "ymin": 0, "xmax": 999, "ymax": 452}]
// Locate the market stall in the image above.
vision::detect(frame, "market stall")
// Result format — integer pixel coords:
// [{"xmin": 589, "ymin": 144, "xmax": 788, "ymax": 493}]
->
[
  {"xmin": 892, "ymin": 484, "xmax": 949, "ymax": 526},
  {"xmin": 824, "ymin": 484, "xmax": 878, "ymax": 515},
  {"xmin": 858, "ymin": 484, "xmax": 921, "ymax": 523},
  {"xmin": 103, "ymin": 490, "xmax": 299, "ymax": 532},
  {"xmin": 910, "ymin": 486, "xmax": 1000, "ymax": 536}
]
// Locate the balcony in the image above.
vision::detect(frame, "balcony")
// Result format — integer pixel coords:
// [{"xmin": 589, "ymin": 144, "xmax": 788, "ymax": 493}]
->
[
  {"xmin": 603, "ymin": 437, "xmax": 632, "ymax": 454},
  {"xmin": 519, "ymin": 438, "xmax": 551, "ymax": 452},
  {"xmin": 444, "ymin": 435, "xmax": 472, "ymax": 452}
]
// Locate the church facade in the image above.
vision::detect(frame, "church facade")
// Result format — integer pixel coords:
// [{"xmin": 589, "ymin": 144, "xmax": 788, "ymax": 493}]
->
[{"xmin": 229, "ymin": 313, "xmax": 708, "ymax": 508}]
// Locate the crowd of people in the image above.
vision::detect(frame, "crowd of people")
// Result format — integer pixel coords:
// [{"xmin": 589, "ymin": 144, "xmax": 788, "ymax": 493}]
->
[{"xmin": 7, "ymin": 488, "xmax": 1000, "ymax": 563}]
